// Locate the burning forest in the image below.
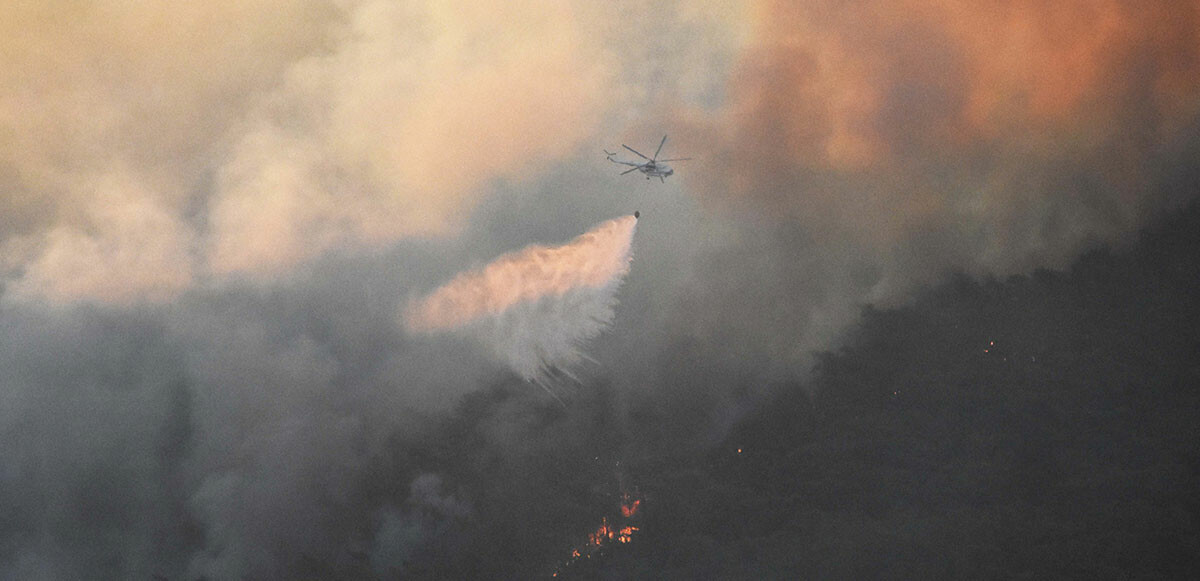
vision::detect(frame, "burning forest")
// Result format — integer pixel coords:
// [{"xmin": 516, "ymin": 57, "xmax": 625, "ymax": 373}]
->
[{"xmin": 552, "ymin": 490, "xmax": 644, "ymax": 578}]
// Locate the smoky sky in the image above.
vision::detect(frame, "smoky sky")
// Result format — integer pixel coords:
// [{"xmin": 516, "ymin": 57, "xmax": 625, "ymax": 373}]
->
[
  {"xmin": 682, "ymin": 0, "xmax": 1200, "ymax": 287},
  {"xmin": 2, "ymin": 1, "xmax": 1200, "ymax": 578}
]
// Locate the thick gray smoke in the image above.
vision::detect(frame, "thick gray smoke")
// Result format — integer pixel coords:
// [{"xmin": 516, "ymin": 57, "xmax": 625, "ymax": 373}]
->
[{"xmin": 0, "ymin": 235, "xmax": 510, "ymax": 578}]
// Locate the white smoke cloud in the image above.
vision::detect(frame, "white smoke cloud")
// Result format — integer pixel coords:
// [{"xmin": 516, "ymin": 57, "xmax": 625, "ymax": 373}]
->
[
  {"xmin": 3, "ymin": 169, "xmax": 195, "ymax": 303},
  {"xmin": 0, "ymin": 1, "xmax": 335, "ymax": 302},
  {"xmin": 207, "ymin": 0, "xmax": 616, "ymax": 277},
  {"xmin": 0, "ymin": 0, "xmax": 629, "ymax": 298}
]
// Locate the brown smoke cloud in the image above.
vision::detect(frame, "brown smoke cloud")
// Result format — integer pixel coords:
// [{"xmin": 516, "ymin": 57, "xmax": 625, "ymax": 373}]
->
[{"xmin": 684, "ymin": 0, "xmax": 1200, "ymax": 294}]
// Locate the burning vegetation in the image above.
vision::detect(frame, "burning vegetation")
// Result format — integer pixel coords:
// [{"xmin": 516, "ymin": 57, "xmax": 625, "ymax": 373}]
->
[{"xmin": 552, "ymin": 491, "xmax": 643, "ymax": 578}]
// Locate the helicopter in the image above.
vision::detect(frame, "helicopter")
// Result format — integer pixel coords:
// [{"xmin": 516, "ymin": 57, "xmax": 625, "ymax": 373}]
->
[{"xmin": 605, "ymin": 135, "xmax": 691, "ymax": 183}]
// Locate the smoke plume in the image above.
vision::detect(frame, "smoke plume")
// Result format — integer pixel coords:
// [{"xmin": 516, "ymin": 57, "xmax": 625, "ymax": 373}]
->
[
  {"xmin": 679, "ymin": 0, "xmax": 1200, "ymax": 298},
  {"xmin": 406, "ymin": 215, "xmax": 637, "ymax": 382}
]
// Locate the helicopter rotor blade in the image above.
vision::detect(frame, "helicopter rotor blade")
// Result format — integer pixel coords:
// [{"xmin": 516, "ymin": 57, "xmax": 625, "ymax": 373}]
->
[
  {"xmin": 653, "ymin": 135, "xmax": 667, "ymax": 161},
  {"xmin": 621, "ymin": 165, "xmax": 644, "ymax": 175},
  {"xmin": 622, "ymin": 144, "xmax": 652, "ymax": 161},
  {"xmin": 658, "ymin": 157, "xmax": 691, "ymax": 162}
]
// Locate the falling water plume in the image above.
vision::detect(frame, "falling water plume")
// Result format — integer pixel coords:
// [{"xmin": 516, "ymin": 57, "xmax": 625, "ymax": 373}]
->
[{"xmin": 405, "ymin": 214, "xmax": 638, "ymax": 387}]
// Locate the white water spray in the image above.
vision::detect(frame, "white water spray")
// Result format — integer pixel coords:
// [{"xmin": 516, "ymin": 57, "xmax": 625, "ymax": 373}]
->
[{"xmin": 405, "ymin": 215, "xmax": 637, "ymax": 386}]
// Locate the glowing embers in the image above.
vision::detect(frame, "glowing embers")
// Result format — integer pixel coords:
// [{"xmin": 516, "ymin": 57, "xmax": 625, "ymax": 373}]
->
[
  {"xmin": 588, "ymin": 517, "xmax": 639, "ymax": 546},
  {"xmin": 552, "ymin": 492, "xmax": 643, "ymax": 577},
  {"xmin": 620, "ymin": 497, "xmax": 641, "ymax": 518}
]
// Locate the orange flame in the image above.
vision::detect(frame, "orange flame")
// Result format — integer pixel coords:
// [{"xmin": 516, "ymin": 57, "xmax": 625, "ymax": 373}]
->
[
  {"xmin": 553, "ymin": 490, "xmax": 644, "ymax": 577},
  {"xmin": 621, "ymin": 498, "xmax": 640, "ymax": 518},
  {"xmin": 580, "ymin": 518, "xmax": 640, "ymax": 550},
  {"xmin": 406, "ymin": 215, "xmax": 637, "ymax": 332},
  {"xmin": 617, "ymin": 526, "xmax": 638, "ymax": 544}
]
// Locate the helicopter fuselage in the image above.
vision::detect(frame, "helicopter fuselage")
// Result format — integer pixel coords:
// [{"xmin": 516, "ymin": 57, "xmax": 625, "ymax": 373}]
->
[{"xmin": 639, "ymin": 163, "xmax": 674, "ymax": 179}]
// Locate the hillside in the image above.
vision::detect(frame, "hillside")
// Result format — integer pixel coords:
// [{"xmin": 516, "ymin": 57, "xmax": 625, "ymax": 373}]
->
[{"xmin": 601, "ymin": 203, "xmax": 1200, "ymax": 579}]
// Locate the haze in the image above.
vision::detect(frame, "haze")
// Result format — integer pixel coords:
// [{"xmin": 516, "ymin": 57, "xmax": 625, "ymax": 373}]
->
[{"xmin": 2, "ymin": 1, "xmax": 1198, "ymax": 578}]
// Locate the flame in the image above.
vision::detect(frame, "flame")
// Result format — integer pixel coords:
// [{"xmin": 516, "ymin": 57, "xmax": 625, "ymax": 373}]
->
[
  {"xmin": 406, "ymin": 215, "xmax": 637, "ymax": 332},
  {"xmin": 617, "ymin": 526, "xmax": 638, "ymax": 544},
  {"xmin": 580, "ymin": 517, "xmax": 641, "ymax": 552},
  {"xmin": 552, "ymin": 490, "xmax": 644, "ymax": 577},
  {"xmin": 621, "ymin": 498, "xmax": 640, "ymax": 518}
]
